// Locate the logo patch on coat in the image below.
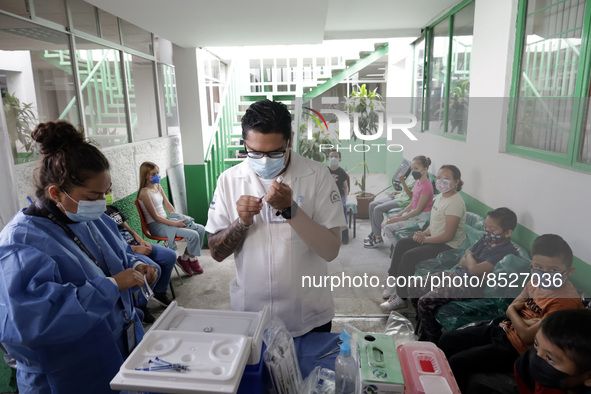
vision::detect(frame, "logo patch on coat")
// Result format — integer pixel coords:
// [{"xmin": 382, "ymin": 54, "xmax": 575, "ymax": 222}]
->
[{"xmin": 330, "ymin": 191, "xmax": 340, "ymax": 204}]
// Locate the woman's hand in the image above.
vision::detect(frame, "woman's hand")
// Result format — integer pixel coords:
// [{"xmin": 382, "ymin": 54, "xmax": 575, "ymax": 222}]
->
[
  {"xmin": 135, "ymin": 264, "xmax": 159, "ymax": 285},
  {"xmin": 112, "ymin": 268, "xmax": 144, "ymax": 291},
  {"xmin": 131, "ymin": 245, "xmax": 151, "ymax": 256},
  {"xmin": 174, "ymin": 220, "xmax": 187, "ymax": 228}
]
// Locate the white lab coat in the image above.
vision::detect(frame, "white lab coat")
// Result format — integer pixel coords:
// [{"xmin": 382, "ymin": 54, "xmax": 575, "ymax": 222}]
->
[{"xmin": 205, "ymin": 153, "xmax": 346, "ymax": 337}]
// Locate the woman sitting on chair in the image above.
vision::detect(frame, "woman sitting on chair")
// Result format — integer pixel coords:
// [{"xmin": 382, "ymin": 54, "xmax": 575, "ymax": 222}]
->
[{"xmin": 137, "ymin": 161, "xmax": 206, "ymax": 276}]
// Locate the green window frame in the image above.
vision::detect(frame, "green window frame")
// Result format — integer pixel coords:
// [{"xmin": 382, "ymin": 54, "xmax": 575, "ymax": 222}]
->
[
  {"xmin": 507, "ymin": 0, "xmax": 591, "ymax": 171},
  {"xmin": 414, "ymin": 0, "xmax": 475, "ymax": 140}
]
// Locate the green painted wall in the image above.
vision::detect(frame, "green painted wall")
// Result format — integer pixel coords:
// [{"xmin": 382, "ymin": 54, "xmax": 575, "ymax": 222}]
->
[
  {"xmin": 460, "ymin": 191, "xmax": 591, "ymax": 295},
  {"xmin": 184, "ymin": 164, "xmax": 211, "ymax": 226}
]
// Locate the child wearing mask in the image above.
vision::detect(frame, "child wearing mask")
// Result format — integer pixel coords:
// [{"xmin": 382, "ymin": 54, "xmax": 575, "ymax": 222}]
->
[
  {"xmin": 105, "ymin": 184, "xmax": 176, "ymax": 322},
  {"xmin": 327, "ymin": 150, "xmax": 350, "ymax": 244},
  {"xmin": 137, "ymin": 162, "xmax": 206, "ymax": 277},
  {"xmin": 408, "ymin": 207, "xmax": 519, "ymax": 343},
  {"xmin": 438, "ymin": 234, "xmax": 585, "ymax": 392},
  {"xmin": 380, "ymin": 155, "xmax": 434, "ymax": 249},
  {"xmin": 381, "ymin": 164, "xmax": 466, "ymax": 311},
  {"xmin": 514, "ymin": 308, "xmax": 591, "ymax": 394}
]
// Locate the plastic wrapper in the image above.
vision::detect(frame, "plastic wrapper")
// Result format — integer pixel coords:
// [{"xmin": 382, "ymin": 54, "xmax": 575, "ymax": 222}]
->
[
  {"xmin": 343, "ymin": 323, "xmax": 359, "ymax": 362},
  {"xmin": 384, "ymin": 311, "xmax": 417, "ymax": 346},
  {"xmin": 263, "ymin": 318, "xmax": 303, "ymax": 394},
  {"xmin": 298, "ymin": 366, "xmax": 335, "ymax": 394},
  {"xmin": 435, "ymin": 298, "xmax": 513, "ymax": 332}
]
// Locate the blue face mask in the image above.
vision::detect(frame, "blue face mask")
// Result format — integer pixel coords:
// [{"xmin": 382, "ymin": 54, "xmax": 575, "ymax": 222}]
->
[
  {"xmin": 247, "ymin": 156, "xmax": 285, "ymax": 179},
  {"xmin": 483, "ymin": 230, "xmax": 503, "ymax": 246},
  {"xmin": 61, "ymin": 191, "xmax": 106, "ymax": 222},
  {"xmin": 529, "ymin": 268, "xmax": 566, "ymax": 290},
  {"xmin": 150, "ymin": 174, "xmax": 161, "ymax": 184}
]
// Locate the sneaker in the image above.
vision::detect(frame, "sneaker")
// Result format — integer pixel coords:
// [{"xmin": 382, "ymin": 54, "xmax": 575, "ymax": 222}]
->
[
  {"xmin": 382, "ymin": 284, "xmax": 396, "ymax": 300},
  {"xmin": 189, "ymin": 258, "xmax": 204, "ymax": 275},
  {"xmin": 153, "ymin": 291, "xmax": 172, "ymax": 307},
  {"xmin": 177, "ymin": 256, "xmax": 193, "ymax": 276},
  {"xmin": 138, "ymin": 306, "xmax": 155, "ymax": 324},
  {"xmin": 380, "ymin": 295, "xmax": 407, "ymax": 313},
  {"xmin": 363, "ymin": 233, "xmax": 375, "ymax": 243},
  {"xmin": 364, "ymin": 237, "xmax": 384, "ymax": 248}
]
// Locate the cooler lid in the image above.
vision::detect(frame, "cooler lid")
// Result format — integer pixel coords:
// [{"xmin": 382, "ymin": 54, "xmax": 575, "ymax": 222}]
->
[
  {"xmin": 110, "ymin": 330, "xmax": 250, "ymax": 394},
  {"xmin": 151, "ymin": 301, "xmax": 267, "ymax": 337}
]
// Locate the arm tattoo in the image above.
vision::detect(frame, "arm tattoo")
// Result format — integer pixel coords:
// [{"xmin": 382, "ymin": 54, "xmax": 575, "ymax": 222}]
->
[{"xmin": 207, "ymin": 220, "xmax": 250, "ymax": 261}]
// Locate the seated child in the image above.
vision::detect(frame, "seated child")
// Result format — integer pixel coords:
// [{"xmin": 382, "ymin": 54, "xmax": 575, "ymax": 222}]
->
[
  {"xmin": 409, "ymin": 207, "xmax": 519, "ymax": 343},
  {"xmin": 514, "ymin": 308, "xmax": 591, "ymax": 394},
  {"xmin": 380, "ymin": 155, "xmax": 434, "ymax": 248},
  {"xmin": 327, "ymin": 149, "xmax": 350, "ymax": 244},
  {"xmin": 105, "ymin": 185, "xmax": 176, "ymax": 322},
  {"xmin": 137, "ymin": 161, "xmax": 206, "ymax": 276},
  {"xmin": 438, "ymin": 234, "xmax": 585, "ymax": 392}
]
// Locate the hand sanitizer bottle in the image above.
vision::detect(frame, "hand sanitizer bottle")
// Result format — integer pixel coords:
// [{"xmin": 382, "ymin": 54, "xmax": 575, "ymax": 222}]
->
[{"xmin": 335, "ymin": 330, "xmax": 357, "ymax": 394}]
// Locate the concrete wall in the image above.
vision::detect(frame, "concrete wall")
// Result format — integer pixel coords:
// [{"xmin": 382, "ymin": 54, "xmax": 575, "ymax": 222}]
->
[
  {"xmin": 398, "ymin": 0, "xmax": 591, "ymax": 266},
  {"xmin": 13, "ymin": 135, "xmax": 183, "ymax": 209}
]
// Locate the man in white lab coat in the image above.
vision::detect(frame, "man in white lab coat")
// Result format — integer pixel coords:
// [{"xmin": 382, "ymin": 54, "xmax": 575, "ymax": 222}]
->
[{"xmin": 206, "ymin": 99, "xmax": 346, "ymax": 337}]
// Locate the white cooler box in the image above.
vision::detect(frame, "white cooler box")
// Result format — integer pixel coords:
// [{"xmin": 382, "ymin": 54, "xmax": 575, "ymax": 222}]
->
[{"xmin": 110, "ymin": 302, "xmax": 270, "ymax": 394}]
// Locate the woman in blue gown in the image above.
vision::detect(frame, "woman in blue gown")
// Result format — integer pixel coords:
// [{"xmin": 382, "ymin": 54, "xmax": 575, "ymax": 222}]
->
[{"xmin": 0, "ymin": 121, "xmax": 157, "ymax": 393}]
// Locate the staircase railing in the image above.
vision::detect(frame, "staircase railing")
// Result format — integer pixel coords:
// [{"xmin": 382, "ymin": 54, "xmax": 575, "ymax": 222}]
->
[{"xmin": 203, "ymin": 62, "xmax": 239, "ymax": 201}]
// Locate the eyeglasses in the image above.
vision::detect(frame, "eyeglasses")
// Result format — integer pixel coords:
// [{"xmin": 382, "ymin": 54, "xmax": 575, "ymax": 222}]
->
[{"xmin": 243, "ymin": 141, "xmax": 289, "ymax": 159}]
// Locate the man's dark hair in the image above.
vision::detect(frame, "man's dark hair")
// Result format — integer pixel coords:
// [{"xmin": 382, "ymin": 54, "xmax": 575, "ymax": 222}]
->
[
  {"xmin": 531, "ymin": 234, "xmax": 574, "ymax": 268},
  {"xmin": 329, "ymin": 149, "xmax": 341, "ymax": 158},
  {"xmin": 241, "ymin": 99, "xmax": 292, "ymax": 141},
  {"xmin": 486, "ymin": 207, "xmax": 518, "ymax": 232},
  {"xmin": 540, "ymin": 309, "xmax": 591, "ymax": 374}
]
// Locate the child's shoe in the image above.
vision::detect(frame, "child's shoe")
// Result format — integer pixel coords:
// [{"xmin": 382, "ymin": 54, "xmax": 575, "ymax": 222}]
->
[
  {"xmin": 380, "ymin": 295, "xmax": 407, "ymax": 312},
  {"xmin": 189, "ymin": 257, "xmax": 204, "ymax": 275},
  {"xmin": 177, "ymin": 256, "xmax": 193, "ymax": 276}
]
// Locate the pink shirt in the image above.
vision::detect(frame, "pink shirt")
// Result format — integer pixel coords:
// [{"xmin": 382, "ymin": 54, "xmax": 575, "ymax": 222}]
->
[{"xmin": 411, "ymin": 178, "xmax": 434, "ymax": 212}]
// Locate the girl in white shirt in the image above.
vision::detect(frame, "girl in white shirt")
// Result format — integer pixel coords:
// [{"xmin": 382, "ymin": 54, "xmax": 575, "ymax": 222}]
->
[{"xmin": 137, "ymin": 161, "xmax": 205, "ymax": 276}]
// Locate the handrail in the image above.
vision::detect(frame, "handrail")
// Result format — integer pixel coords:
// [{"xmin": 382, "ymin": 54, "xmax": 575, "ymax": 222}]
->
[
  {"xmin": 59, "ymin": 50, "xmax": 113, "ymax": 120},
  {"xmin": 302, "ymin": 43, "xmax": 389, "ymax": 103},
  {"xmin": 205, "ymin": 61, "xmax": 237, "ymax": 162}
]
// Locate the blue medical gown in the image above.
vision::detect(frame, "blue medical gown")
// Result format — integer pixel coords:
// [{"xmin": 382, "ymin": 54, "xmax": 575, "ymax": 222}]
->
[{"xmin": 0, "ymin": 209, "xmax": 144, "ymax": 393}]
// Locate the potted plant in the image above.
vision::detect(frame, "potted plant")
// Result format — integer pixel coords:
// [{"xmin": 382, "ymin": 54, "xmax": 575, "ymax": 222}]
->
[
  {"xmin": 343, "ymin": 84, "xmax": 384, "ymax": 218},
  {"xmin": 298, "ymin": 115, "xmax": 333, "ymax": 163},
  {"xmin": 2, "ymin": 91, "xmax": 38, "ymax": 163}
]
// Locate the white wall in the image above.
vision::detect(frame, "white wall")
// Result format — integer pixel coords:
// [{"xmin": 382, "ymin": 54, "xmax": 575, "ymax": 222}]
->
[
  {"xmin": 400, "ymin": 0, "xmax": 591, "ymax": 264},
  {"xmin": 12, "ymin": 136, "xmax": 183, "ymax": 210},
  {"xmin": 172, "ymin": 45, "xmax": 207, "ymax": 165}
]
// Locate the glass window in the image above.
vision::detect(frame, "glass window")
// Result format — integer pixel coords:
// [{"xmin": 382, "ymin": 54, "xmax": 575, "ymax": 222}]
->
[
  {"xmin": 427, "ymin": 19, "xmax": 449, "ymax": 133},
  {"xmin": 125, "ymin": 53, "xmax": 159, "ymax": 140},
  {"xmin": 580, "ymin": 82, "xmax": 591, "ymax": 164},
  {"xmin": 512, "ymin": 0, "xmax": 586, "ymax": 154},
  {"xmin": 75, "ymin": 38, "xmax": 128, "ymax": 147},
  {"xmin": 32, "ymin": 0, "xmax": 67, "ymax": 26},
  {"xmin": 67, "ymin": 0, "xmax": 98, "ymax": 36},
  {"xmin": 0, "ymin": 14, "xmax": 79, "ymax": 164},
  {"xmin": 157, "ymin": 63, "xmax": 179, "ymax": 135},
  {"xmin": 0, "ymin": 0, "xmax": 31, "ymax": 18},
  {"xmin": 413, "ymin": 37, "xmax": 425, "ymax": 128},
  {"xmin": 98, "ymin": 9, "xmax": 120, "ymax": 44},
  {"xmin": 447, "ymin": 2, "xmax": 474, "ymax": 135},
  {"xmin": 120, "ymin": 19, "xmax": 152, "ymax": 54}
]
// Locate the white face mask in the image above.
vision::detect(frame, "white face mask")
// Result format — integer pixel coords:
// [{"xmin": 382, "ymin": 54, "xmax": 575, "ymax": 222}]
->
[
  {"xmin": 329, "ymin": 157, "xmax": 340, "ymax": 166},
  {"xmin": 246, "ymin": 156, "xmax": 285, "ymax": 179},
  {"xmin": 60, "ymin": 191, "xmax": 106, "ymax": 222}
]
